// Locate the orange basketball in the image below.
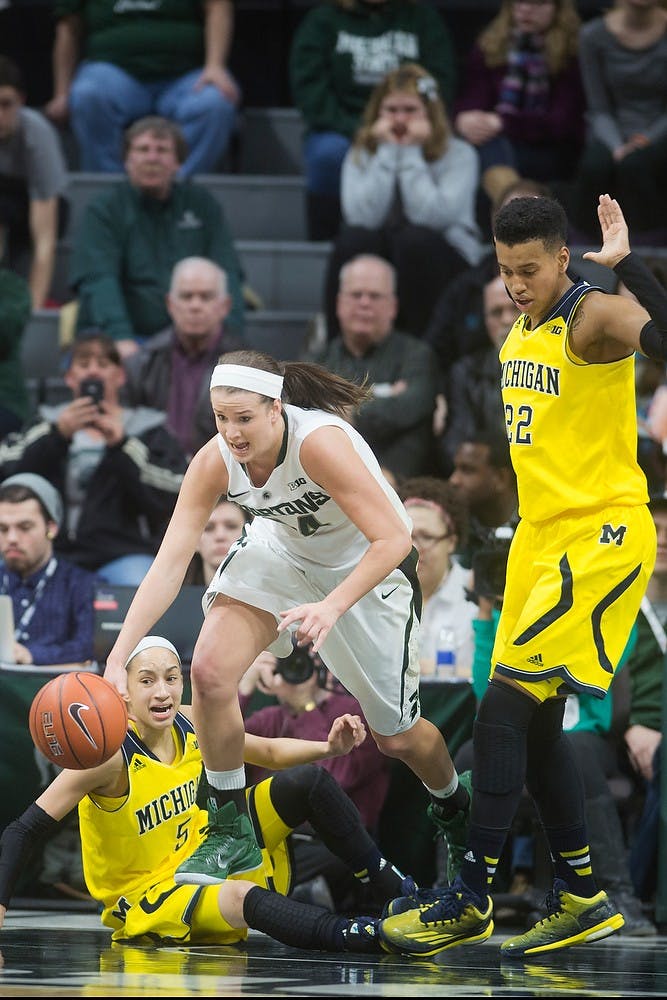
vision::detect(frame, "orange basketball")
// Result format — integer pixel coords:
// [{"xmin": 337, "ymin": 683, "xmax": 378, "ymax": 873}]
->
[{"xmin": 29, "ymin": 671, "xmax": 129, "ymax": 770}]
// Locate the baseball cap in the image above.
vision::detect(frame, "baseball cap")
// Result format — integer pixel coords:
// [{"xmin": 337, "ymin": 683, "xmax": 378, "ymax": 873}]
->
[{"xmin": 1, "ymin": 473, "xmax": 64, "ymax": 527}]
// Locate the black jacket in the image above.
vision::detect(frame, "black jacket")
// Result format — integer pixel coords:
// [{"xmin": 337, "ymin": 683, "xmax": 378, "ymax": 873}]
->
[{"xmin": 0, "ymin": 404, "xmax": 187, "ymax": 570}]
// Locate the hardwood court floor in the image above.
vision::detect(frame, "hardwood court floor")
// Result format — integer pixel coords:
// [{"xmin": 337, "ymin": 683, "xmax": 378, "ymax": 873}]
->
[{"xmin": 1, "ymin": 907, "xmax": 666, "ymax": 996}]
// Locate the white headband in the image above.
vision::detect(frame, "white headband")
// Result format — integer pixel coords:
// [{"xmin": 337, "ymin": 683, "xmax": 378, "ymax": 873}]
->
[
  {"xmin": 210, "ymin": 364, "xmax": 283, "ymax": 399},
  {"xmin": 125, "ymin": 636, "xmax": 181, "ymax": 670}
]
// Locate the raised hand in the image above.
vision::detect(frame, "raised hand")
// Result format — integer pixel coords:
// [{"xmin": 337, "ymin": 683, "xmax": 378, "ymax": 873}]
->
[
  {"xmin": 582, "ymin": 193, "xmax": 631, "ymax": 270},
  {"xmin": 326, "ymin": 713, "xmax": 367, "ymax": 756}
]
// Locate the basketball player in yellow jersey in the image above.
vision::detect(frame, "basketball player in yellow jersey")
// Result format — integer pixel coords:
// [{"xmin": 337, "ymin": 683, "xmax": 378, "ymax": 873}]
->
[
  {"xmin": 380, "ymin": 193, "xmax": 667, "ymax": 959},
  {"xmin": 0, "ymin": 636, "xmax": 411, "ymax": 952}
]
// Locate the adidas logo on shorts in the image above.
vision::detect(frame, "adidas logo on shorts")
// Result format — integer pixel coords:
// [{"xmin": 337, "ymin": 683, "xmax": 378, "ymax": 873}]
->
[{"xmin": 527, "ymin": 653, "xmax": 544, "ymax": 666}]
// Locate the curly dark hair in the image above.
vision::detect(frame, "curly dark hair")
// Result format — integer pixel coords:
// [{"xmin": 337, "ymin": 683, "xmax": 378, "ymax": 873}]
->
[
  {"xmin": 493, "ymin": 196, "xmax": 568, "ymax": 252},
  {"xmin": 398, "ymin": 475, "xmax": 469, "ymax": 548}
]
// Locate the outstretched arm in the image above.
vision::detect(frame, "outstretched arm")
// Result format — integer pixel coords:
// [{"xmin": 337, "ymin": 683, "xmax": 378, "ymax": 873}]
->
[
  {"xmin": 242, "ymin": 713, "xmax": 366, "ymax": 769},
  {"xmin": 580, "ymin": 195, "xmax": 667, "ymax": 360},
  {"xmin": 277, "ymin": 427, "xmax": 412, "ymax": 653},
  {"xmin": 0, "ymin": 758, "xmax": 121, "ymax": 928},
  {"xmin": 582, "ymin": 193, "xmax": 631, "ymax": 270}
]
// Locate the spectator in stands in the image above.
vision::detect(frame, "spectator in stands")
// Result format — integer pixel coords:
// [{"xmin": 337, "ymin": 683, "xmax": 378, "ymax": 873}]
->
[
  {"xmin": 0, "ymin": 268, "xmax": 32, "ymax": 440},
  {"xmin": 240, "ymin": 649, "xmax": 391, "ymax": 915},
  {"xmin": 305, "ymin": 254, "xmax": 438, "ymax": 478},
  {"xmin": 0, "ymin": 333, "xmax": 187, "ymax": 586},
  {"xmin": 448, "ymin": 429, "xmax": 519, "ymax": 568},
  {"xmin": 573, "ymin": 0, "xmax": 667, "ymax": 239},
  {"xmin": 424, "ymin": 178, "xmax": 551, "ymax": 377},
  {"xmin": 45, "ymin": 0, "xmax": 240, "ymax": 177},
  {"xmin": 398, "ymin": 476, "xmax": 477, "ymax": 681},
  {"xmin": 627, "ymin": 491, "xmax": 667, "ymax": 912},
  {"xmin": 183, "ymin": 497, "xmax": 250, "ymax": 586},
  {"xmin": 0, "ymin": 56, "xmax": 68, "ymax": 310},
  {"xmin": 323, "ymin": 62, "xmax": 483, "ymax": 340},
  {"xmin": 289, "ymin": 0, "xmax": 457, "ymax": 241},
  {"xmin": 453, "ymin": 0, "xmax": 584, "ymax": 208},
  {"xmin": 438, "ymin": 275, "xmax": 520, "ymax": 473},
  {"xmin": 0, "ymin": 473, "xmax": 96, "ymax": 665},
  {"xmin": 123, "ymin": 258, "xmax": 244, "ymax": 461},
  {"xmin": 68, "ymin": 116, "xmax": 245, "ymax": 359}
]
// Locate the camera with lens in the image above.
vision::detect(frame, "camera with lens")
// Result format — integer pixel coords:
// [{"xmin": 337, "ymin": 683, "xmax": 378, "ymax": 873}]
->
[
  {"xmin": 470, "ymin": 529, "xmax": 514, "ymax": 604},
  {"xmin": 275, "ymin": 643, "xmax": 316, "ymax": 685},
  {"xmin": 274, "ymin": 640, "xmax": 324, "ymax": 685}
]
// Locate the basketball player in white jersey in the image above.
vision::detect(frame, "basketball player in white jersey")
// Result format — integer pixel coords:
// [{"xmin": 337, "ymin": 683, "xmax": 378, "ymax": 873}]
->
[{"xmin": 104, "ymin": 351, "xmax": 471, "ymax": 885}]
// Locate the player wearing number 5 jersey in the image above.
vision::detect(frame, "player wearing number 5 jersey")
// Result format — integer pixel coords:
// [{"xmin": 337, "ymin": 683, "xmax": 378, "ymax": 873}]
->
[
  {"xmin": 103, "ymin": 351, "xmax": 471, "ymax": 889},
  {"xmin": 379, "ymin": 194, "xmax": 667, "ymax": 959}
]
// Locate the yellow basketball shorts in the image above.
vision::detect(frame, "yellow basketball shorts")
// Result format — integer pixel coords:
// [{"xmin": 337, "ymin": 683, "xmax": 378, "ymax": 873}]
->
[
  {"xmin": 491, "ymin": 503, "xmax": 656, "ymax": 701},
  {"xmin": 108, "ymin": 778, "xmax": 292, "ymax": 944}
]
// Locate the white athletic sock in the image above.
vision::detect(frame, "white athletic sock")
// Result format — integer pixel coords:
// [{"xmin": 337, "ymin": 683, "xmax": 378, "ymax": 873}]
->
[
  {"xmin": 205, "ymin": 766, "xmax": 246, "ymax": 790},
  {"xmin": 424, "ymin": 772, "xmax": 459, "ymax": 799}
]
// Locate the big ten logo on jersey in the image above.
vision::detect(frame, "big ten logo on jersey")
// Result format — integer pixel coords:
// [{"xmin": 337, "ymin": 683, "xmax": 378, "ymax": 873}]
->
[
  {"xmin": 288, "ymin": 477, "xmax": 306, "ymax": 491},
  {"xmin": 599, "ymin": 523, "xmax": 628, "ymax": 546}
]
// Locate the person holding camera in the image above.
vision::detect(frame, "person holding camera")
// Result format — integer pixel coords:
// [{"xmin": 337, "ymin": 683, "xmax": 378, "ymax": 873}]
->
[
  {"xmin": 0, "ymin": 332, "xmax": 188, "ymax": 585},
  {"xmin": 240, "ymin": 645, "xmax": 391, "ymax": 915}
]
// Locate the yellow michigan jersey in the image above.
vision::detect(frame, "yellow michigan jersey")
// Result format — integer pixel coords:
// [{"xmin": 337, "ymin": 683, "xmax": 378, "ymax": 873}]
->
[
  {"xmin": 493, "ymin": 280, "xmax": 655, "ymax": 699},
  {"xmin": 78, "ymin": 714, "xmax": 291, "ymax": 943},
  {"xmin": 499, "ymin": 279, "xmax": 648, "ymax": 523}
]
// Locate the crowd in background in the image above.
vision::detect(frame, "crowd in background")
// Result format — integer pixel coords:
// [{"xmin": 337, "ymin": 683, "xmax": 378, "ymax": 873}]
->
[{"xmin": 0, "ymin": 0, "xmax": 665, "ymax": 934}]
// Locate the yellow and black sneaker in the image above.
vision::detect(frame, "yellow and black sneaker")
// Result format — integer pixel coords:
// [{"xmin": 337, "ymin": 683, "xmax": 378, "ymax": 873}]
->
[
  {"xmin": 500, "ymin": 878, "xmax": 624, "ymax": 959},
  {"xmin": 382, "ymin": 876, "xmax": 442, "ymax": 918},
  {"xmin": 379, "ymin": 876, "xmax": 494, "ymax": 958}
]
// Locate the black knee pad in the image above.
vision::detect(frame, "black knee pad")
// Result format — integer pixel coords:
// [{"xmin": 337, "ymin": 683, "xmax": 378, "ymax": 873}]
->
[
  {"xmin": 269, "ymin": 765, "xmax": 321, "ymax": 829},
  {"xmin": 473, "ymin": 719, "xmax": 527, "ymax": 795},
  {"xmin": 473, "ymin": 680, "xmax": 536, "ymax": 795},
  {"xmin": 526, "ymin": 697, "xmax": 566, "ymax": 756},
  {"xmin": 271, "ymin": 764, "xmax": 360, "ymax": 835}
]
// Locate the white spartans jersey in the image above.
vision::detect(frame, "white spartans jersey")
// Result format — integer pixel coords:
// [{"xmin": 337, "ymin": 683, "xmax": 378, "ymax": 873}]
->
[
  {"xmin": 218, "ymin": 404, "xmax": 412, "ymax": 567},
  {"xmin": 205, "ymin": 404, "xmax": 422, "ymax": 737}
]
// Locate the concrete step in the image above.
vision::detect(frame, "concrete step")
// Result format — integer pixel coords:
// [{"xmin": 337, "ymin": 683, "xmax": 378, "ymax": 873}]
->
[
  {"xmin": 64, "ymin": 172, "xmax": 308, "ymax": 243},
  {"xmin": 235, "ymin": 108, "xmax": 304, "ymax": 175},
  {"xmin": 21, "ymin": 307, "xmax": 314, "ymax": 385},
  {"xmin": 52, "ymin": 239, "xmax": 331, "ymax": 312}
]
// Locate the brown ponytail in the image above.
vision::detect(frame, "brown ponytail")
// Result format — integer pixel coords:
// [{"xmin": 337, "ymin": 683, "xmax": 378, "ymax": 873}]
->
[{"xmin": 216, "ymin": 349, "xmax": 372, "ymax": 418}]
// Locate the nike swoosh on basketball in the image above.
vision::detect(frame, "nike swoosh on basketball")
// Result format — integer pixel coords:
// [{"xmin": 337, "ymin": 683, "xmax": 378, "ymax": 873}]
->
[
  {"xmin": 381, "ymin": 585, "xmax": 399, "ymax": 600},
  {"xmin": 68, "ymin": 702, "xmax": 98, "ymax": 746}
]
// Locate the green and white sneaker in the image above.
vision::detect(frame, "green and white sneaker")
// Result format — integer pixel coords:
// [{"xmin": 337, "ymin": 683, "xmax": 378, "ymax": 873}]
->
[
  {"xmin": 379, "ymin": 876, "xmax": 494, "ymax": 957},
  {"xmin": 427, "ymin": 770, "xmax": 472, "ymax": 884},
  {"xmin": 174, "ymin": 799, "xmax": 263, "ymax": 885},
  {"xmin": 500, "ymin": 879, "xmax": 624, "ymax": 959}
]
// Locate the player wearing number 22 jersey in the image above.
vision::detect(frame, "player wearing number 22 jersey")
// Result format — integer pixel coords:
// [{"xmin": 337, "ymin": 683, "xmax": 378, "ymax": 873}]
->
[{"xmin": 495, "ymin": 278, "xmax": 655, "ymax": 700}]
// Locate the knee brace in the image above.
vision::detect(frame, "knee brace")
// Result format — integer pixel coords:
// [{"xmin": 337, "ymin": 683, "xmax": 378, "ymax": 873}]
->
[
  {"xmin": 270, "ymin": 764, "xmax": 360, "ymax": 836},
  {"xmin": 473, "ymin": 680, "xmax": 536, "ymax": 796}
]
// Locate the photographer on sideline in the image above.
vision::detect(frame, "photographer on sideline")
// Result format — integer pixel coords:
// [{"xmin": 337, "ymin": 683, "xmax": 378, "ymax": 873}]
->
[
  {"xmin": 0, "ymin": 332, "xmax": 187, "ymax": 584},
  {"xmin": 239, "ymin": 645, "xmax": 391, "ymax": 915}
]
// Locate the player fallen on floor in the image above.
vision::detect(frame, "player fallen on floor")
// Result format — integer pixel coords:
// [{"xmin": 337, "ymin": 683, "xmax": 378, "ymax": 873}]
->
[{"xmin": 0, "ymin": 635, "xmax": 416, "ymax": 953}]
